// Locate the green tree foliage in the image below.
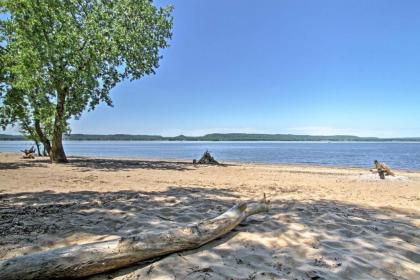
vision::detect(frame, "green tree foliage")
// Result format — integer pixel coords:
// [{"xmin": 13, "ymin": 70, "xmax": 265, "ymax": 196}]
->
[
  {"xmin": 0, "ymin": 87, "xmax": 57, "ymax": 156},
  {"xmin": 0, "ymin": 0, "xmax": 173, "ymax": 162}
]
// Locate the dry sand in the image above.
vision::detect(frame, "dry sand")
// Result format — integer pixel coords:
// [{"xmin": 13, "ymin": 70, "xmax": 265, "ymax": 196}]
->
[{"xmin": 0, "ymin": 152, "xmax": 419, "ymax": 279}]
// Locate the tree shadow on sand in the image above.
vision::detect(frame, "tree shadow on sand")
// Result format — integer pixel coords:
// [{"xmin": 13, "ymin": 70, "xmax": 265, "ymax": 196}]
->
[
  {"xmin": 0, "ymin": 187, "xmax": 419, "ymax": 279},
  {"xmin": 68, "ymin": 157, "xmax": 197, "ymax": 172},
  {"xmin": 0, "ymin": 158, "xmax": 51, "ymax": 170},
  {"xmin": 68, "ymin": 157, "xmax": 230, "ymax": 172},
  {"xmin": 0, "ymin": 156, "xmax": 231, "ymax": 171}
]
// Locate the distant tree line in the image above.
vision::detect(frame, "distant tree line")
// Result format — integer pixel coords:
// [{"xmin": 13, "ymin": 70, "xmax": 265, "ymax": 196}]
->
[{"xmin": 1, "ymin": 133, "xmax": 419, "ymax": 142}]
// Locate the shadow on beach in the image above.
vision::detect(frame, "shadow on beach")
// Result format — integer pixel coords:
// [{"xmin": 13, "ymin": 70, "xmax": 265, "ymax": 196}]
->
[
  {"xmin": 0, "ymin": 186, "xmax": 418, "ymax": 279},
  {"xmin": 0, "ymin": 158, "xmax": 51, "ymax": 170},
  {"xmin": 0, "ymin": 156, "xmax": 231, "ymax": 172},
  {"xmin": 68, "ymin": 157, "xmax": 195, "ymax": 172}
]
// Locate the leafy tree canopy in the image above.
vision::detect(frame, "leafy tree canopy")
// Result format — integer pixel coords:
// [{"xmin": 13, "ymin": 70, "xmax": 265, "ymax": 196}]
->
[{"xmin": 0, "ymin": 0, "xmax": 173, "ymax": 162}]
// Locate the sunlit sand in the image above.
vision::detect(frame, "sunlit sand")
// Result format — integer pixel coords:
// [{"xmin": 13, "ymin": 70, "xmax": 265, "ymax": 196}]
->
[{"xmin": 1, "ymin": 153, "xmax": 419, "ymax": 279}]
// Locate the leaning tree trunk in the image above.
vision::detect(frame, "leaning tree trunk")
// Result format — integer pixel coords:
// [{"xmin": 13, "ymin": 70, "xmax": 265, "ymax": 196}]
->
[
  {"xmin": 34, "ymin": 118, "xmax": 51, "ymax": 157},
  {"xmin": 42, "ymin": 147, "xmax": 48, "ymax": 157},
  {"xmin": 34, "ymin": 140, "xmax": 41, "ymax": 157},
  {"xmin": 0, "ymin": 198, "xmax": 270, "ymax": 279},
  {"xmin": 50, "ymin": 90, "xmax": 68, "ymax": 163}
]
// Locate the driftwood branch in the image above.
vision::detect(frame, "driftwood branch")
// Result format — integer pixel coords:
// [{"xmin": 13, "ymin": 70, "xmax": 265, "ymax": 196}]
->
[
  {"xmin": 195, "ymin": 150, "xmax": 219, "ymax": 164},
  {"xmin": 372, "ymin": 160, "xmax": 395, "ymax": 179},
  {"xmin": 0, "ymin": 196, "xmax": 270, "ymax": 279},
  {"xmin": 20, "ymin": 146, "xmax": 36, "ymax": 159}
]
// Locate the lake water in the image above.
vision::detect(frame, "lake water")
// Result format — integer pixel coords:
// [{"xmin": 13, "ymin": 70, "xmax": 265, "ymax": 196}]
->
[{"xmin": 1, "ymin": 141, "xmax": 419, "ymax": 170}]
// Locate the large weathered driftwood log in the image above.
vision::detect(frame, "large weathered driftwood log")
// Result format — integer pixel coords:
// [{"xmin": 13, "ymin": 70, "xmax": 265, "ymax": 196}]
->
[
  {"xmin": 373, "ymin": 160, "xmax": 395, "ymax": 179},
  {"xmin": 196, "ymin": 150, "xmax": 219, "ymax": 164},
  {"xmin": 0, "ymin": 197, "xmax": 270, "ymax": 279}
]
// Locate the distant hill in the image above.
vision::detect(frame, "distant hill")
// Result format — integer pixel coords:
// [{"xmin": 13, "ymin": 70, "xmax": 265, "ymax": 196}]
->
[
  {"xmin": 1, "ymin": 133, "xmax": 420, "ymax": 142},
  {"xmin": 65, "ymin": 134, "xmax": 165, "ymax": 141},
  {"xmin": 0, "ymin": 134, "xmax": 27, "ymax": 141}
]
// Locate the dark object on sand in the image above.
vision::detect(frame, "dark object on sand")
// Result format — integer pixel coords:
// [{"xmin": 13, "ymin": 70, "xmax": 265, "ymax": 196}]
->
[
  {"xmin": 20, "ymin": 146, "xmax": 36, "ymax": 159},
  {"xmin": 0, "ymin": 196, "xmax": 270, "ymax": 279},
  {"xmin": 196, "ymin": 150, "xmax": 219, "ymax": 164},
  {"xmin": 373, "ymin": 160, "xmax": 395, "ymax": 179}
]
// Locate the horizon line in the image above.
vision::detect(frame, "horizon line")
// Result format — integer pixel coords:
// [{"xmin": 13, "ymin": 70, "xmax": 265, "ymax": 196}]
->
[{"xmin": 1, "ymin": 132, "xmax": 420, "ymax": 139}]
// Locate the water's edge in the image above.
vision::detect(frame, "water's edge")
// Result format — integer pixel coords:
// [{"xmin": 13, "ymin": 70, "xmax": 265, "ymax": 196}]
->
[{"xmin": 1, "ymin": 141, "xmax": 419, "ymax": 170}]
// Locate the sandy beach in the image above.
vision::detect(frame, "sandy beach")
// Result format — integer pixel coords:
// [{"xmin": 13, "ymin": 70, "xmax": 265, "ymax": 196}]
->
[{"xmin": 0, "ymin": 152, "xmax": 419, "ymax": 279}]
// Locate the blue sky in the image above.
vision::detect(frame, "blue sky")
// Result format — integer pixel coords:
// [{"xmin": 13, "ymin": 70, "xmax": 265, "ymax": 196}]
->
[{"xmin": 6, "ymin": 0, "xmax": 420, "ymax": 137}]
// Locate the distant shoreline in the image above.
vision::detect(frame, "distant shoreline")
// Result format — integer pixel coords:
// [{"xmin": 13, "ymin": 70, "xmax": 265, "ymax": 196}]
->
[{"xmin": 1, "ymin": 133, "xmax": 420, "ymax": 142}]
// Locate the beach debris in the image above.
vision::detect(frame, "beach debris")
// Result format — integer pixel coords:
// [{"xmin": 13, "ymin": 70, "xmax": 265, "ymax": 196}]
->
[
  {"xmin": 20, "ymin": 146, "xmax": 36, "ymax": 159},
  {"xmin": 195, "ymin": 150, "xmax": 219, "ymax": 165},
  {"xmin": 372, "ymin": 160, "xmax": 395, "ymax": 179},
  {"xmin": 0, "ymin": 195, "xmax": 270, "ymax": 280}
]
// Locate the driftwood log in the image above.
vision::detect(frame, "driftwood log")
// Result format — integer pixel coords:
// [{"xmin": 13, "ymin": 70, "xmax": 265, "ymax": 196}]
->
[
  {"xmin": 21, "ymin": 146, "xmax": 36, "ymax": 159},
  {"xmin": 0, "ymin": 197, "xmax": 270, "ymax": 279},
  {"xmin": 196, "ymin": 150, "xmax": 219, "ymax": 164},
  {"xmin": 373, "ymin": 160, "xmax": 395, "ymax": 179}
]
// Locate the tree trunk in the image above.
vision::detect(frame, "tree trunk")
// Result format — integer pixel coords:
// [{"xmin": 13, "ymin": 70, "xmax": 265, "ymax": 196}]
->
[
  {"xmin": 42, "ymin": 147, "xmax": 48, "ymax": 157},
  {"xmin": 34, "ymin": 141, "xmax": 41, "ymax": 157},
  {"xmin": 50, "ymin": 89, "xmax": 68, "ymax": 163},
  {"xmin": 34, "ymin": 118, "xmax": 51, "ymax": 158},
  {"xmin": 0, "ymin": 198, "xmax": 270, "ymax": 279}
]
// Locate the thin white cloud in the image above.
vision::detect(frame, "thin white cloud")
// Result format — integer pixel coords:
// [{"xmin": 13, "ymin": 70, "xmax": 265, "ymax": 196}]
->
[
  {"xmin": 285, "ymin": 126, "xmax": 420, "ymax": 138},
  {"xmin": 286, "ymin": 126, "xmax": 357, "ymax": 136},
  {"xmin": 157, "ymin": 127, "xmax": 267, "ymax": 137}
]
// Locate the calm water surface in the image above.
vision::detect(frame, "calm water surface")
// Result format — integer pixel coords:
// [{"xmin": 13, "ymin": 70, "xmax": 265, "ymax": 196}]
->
[{"xmin": 1, "ymin": 141, "xmax": 419, "ymax": 170}]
